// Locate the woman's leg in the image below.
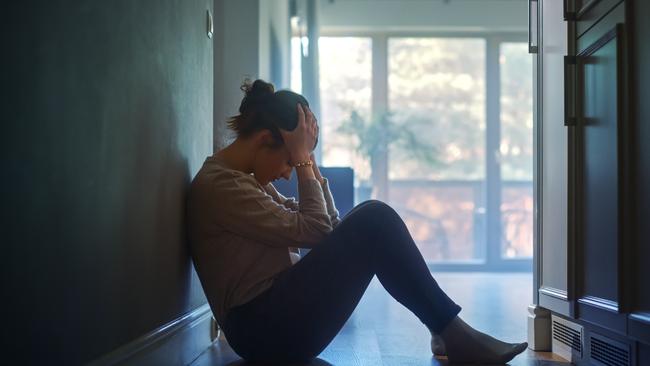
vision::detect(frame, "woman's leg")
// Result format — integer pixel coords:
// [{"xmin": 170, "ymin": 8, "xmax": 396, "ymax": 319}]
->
[{"xmin": 222, "ymin": 200, "xmax": 460, "ymax": 362}]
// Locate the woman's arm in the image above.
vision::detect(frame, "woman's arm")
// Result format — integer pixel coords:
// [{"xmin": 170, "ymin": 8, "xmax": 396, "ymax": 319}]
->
[
  {"xmin": 311, "ymin": 153, "xmax": 341, "ymax": 227},
  {"xmin": 211, "ymin": 173, "xmax": 332, "ymax": 248},
  {"xmin": 274, "ymin": 105, "xmax": 340, "ymax": 227},
  {"xmin": 310, "ymin": 153, "xmax": 325, "ymax": 185}
]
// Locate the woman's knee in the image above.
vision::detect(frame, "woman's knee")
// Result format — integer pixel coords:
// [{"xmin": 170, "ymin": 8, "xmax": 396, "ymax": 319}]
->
[
  {"xmin": 350, "ymin": 200, "xmax": 398, "ymax": 220},
  {"xmin": 340, "ymin": 200, "xmax": 403, "ymax": 234}
]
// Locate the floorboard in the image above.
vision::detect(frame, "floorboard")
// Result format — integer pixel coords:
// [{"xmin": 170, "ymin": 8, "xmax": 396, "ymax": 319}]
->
[{"xmin": 191, "ymin": 273, "xmax": 569, "ymax": 366}]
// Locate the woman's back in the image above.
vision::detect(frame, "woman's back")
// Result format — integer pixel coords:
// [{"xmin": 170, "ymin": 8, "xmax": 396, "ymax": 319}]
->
[{"xmin": 187, "ymin": 155, "xmax": 333, "ymax": 326}]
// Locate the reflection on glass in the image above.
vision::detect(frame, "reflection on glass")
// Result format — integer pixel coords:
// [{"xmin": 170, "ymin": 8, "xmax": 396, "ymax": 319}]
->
[
  {"xmin": 388, "ymin": 38, "xmax": 486, "ymax": 262},
  {"xmin": 500, "ymin": 42, "xmax": 533, "ymax": 258}
]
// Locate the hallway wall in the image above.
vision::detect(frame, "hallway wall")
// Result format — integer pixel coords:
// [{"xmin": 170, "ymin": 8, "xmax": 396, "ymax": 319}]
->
[
  {"xmin": 213, "ymin": 0, "xmax": 291, "ymax": 150},
  {"xmin": 1, "ymin": 0, "xmax": 213, "ymax": 364}
]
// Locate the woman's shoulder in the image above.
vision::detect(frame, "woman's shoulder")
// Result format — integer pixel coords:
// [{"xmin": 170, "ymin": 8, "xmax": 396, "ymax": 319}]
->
[{"xmin": 194, "ymin": 156, "xmax": 263, "ymax": 194}]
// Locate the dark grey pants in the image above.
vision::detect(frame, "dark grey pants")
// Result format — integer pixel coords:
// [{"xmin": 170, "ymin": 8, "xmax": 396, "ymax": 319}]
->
[{"xmin": 222, "ymin": 200, "xmax": 461, "ymax": 363}]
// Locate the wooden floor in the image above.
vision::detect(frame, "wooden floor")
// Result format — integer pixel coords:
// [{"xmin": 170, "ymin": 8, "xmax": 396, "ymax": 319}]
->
[{"xmin": 191, "ymin": 273, "xmax": 569, "ymax": 366}]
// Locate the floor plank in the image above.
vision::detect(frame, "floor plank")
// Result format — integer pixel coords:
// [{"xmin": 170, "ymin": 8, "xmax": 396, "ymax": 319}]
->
[{"xmin": 191, "ymin": 273, "xmax": 570, "ymax": 366}]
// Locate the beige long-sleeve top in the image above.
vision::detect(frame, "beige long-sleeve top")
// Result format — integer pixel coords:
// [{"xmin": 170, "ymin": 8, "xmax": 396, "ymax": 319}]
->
[{"xmin": 187, "ymin": 155, "xmax": 341, "ymax": 326}]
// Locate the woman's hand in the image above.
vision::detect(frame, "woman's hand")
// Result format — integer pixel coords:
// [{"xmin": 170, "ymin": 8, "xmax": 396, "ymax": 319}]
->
[{"xmin": 281, "ymin": 104, "xmax": 319, "ymax": 165}]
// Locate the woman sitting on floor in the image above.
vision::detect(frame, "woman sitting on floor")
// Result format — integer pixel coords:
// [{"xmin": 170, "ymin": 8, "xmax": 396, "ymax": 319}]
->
[{"xmin": 187, "ymin": 79, "xmax": 527, "ymax": 364}]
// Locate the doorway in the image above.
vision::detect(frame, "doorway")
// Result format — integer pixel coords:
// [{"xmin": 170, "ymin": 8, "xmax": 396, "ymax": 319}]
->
[{"xmin": 296, "ymin": 34, "xmax": 534, "ymax": 272}]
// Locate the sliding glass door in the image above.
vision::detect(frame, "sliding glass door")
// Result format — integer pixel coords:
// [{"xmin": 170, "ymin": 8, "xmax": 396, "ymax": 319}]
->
[{"xmin": 311, "ymin": 34, "xmax": 532, "ymax": 271}]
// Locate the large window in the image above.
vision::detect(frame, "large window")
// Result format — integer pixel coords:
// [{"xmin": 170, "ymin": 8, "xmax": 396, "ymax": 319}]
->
[{"xmin": 311, "ymin": 34, "xmax": 533, "ymax": 271}]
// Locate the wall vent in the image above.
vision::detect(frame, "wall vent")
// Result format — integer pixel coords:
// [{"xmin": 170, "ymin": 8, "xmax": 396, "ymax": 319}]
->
[
  {"xmin": 590, "ymin": 333, "xmax": 630, "ymax": 366},
  {"xmin": 551, "ymin": 315, "xmax": 583, "ymax": 362}
]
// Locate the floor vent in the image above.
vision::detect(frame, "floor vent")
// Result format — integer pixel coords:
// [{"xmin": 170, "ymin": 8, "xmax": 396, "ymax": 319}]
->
[
  {"xmin": 590, "ymin": 334, "xmax": 630, "ymax": 366},
  {"xmin": 551, "ymin": 315, "xmax": 583, "ymax": 362}
]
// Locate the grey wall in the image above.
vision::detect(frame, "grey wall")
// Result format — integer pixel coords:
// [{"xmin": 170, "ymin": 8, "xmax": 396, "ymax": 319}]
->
[
  {"xmin": 319, "ymin": 0, "xmax": 528, "ymax": 33},
  {"xmin": 1, "ymin": 0, "xmax": 212, "ymax": 364},
  {"xmin": 213, "ymin": 0, "xmax": 291, "ymax": 150},
  {"xmin": 213, "ymin": 0, "xmax": 261, "ymax": 150},
  {"xmin": 260, "ymin": 0, "xmax": 292, "ymax": 89}
]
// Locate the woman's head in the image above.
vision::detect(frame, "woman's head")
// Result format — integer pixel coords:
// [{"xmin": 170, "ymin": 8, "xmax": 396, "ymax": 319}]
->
[
  {"xmin": 226, "ymin": 79, "xmax": 313, "ymax": 185},
  {"xmin": 227, "ymin": 79, "xmax": 310, "ymax": 148}
]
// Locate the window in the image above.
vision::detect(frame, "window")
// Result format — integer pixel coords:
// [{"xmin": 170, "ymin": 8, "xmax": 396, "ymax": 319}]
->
[{"xmin": 309, "ymin": 34, "xmax": 533, "ymax": 271}]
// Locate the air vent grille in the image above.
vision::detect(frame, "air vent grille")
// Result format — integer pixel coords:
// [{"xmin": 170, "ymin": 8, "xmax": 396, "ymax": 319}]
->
[
  {"xmin": 551, "ymin": 315, "xmax": 583, "ymax": 361},
  {"xmin": 553, "ymin": 320, "xmax": 582, "ymax": 353},
  {"xmin": 590, "ymin": 335, "xmax": 629, "ymax": 366}
]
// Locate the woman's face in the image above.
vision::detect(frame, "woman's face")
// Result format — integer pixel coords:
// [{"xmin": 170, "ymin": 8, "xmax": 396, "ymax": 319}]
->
[{"xmin": 252, "ymin": 143, "xmax": 294, "ymax": 186}]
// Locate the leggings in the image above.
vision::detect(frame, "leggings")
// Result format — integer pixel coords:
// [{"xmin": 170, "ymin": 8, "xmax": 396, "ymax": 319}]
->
[{"xmin": 221, "ymin": 200, "xmax": 462, "ymax": 363}]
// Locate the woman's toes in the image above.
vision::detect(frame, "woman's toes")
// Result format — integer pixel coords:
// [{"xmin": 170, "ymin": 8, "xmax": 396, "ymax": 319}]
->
[
  {"xmin": 497, "ymin": 342, "xmax": 528, "ymax": 363},
  {"xmin": 430, "ymin": 334, "xmax": 447, "ymax": 356}
]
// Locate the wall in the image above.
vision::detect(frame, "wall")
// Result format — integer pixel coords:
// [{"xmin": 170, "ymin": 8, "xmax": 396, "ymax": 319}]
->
[
  {"xmin": 1, "ymin": 0, "xmax": 213, "ymax": 364},
  {"xmin": 260, "ymin": 0, "xmax": 292, "ymax": 89},
  {"xmin": 319, "ymin": 0, "xmax": 528, "ymax": 33},
  {"xmin": 213, "ymin": 0, "xmax": 291, "ymax": 150},
  {"xmin": 213, "ymin": 0, "xmax": 261, "ymax": 149}
]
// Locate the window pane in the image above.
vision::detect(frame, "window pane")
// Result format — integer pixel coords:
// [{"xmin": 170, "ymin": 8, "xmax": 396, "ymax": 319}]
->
[
  {"xmin": 500, "ymin": 42, "xmax": 533, "ymax": 258},
  {"xmin": 390, "ymin": 181, "xmax": 485, "ymax": 262},
  {"xmin": 388, "ymin": 38, "xmax": 486, "ymax": 180},
  {"xmin": 318, "ymin": 37, "xmax": 372, "ymax": 184},
  {"xmin": 388, "ymin": 38, "xmax": 486, "ymax": 262},
  {"xmin": 291, "ymin": 37, "xmax": 303, "ymax": 94}
]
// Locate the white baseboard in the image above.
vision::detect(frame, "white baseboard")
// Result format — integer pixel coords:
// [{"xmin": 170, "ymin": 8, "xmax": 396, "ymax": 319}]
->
[{"xmin": 527, "ymin": 304, "xmax": 551, "ymax": 351}]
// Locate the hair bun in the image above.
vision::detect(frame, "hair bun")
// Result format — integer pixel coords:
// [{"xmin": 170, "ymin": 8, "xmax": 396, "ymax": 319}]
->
[
  {"xmin": 239, "ymin": 79, "xmax": 275, "ymax": 113},
  {"xmin": 246, "ymin": 79, "xmax": 275, "ymax": 96}
]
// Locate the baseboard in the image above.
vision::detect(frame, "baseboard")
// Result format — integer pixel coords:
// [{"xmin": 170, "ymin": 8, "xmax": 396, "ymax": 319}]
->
[
  {"xmin": 629, "ymin": 312, "xmax": 650, "ymax": 346},
  {"xmin": 527, "ymin": 304, "xmax": 552, "ymax": 351},
  {"xmin": 88, "ymin": 304, "xmax": 214, "ymax": 366}
]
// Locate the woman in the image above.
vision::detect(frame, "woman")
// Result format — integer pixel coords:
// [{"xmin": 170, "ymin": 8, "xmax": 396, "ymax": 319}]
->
[{"xmin": 188, "ymin": 79, "xmax": 527, "ymax": 364}]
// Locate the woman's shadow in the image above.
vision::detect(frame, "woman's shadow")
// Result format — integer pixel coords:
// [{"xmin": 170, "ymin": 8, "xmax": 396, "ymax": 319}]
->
[{"xmin": 225, "ymin": 358, "xmax": 333, "ymax": 366}]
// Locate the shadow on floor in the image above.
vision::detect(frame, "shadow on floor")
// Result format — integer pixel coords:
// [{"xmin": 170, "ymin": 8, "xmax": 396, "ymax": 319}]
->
[{"xmin": 224, "ymin": 358, "xmax": 334, "ymax": 366}]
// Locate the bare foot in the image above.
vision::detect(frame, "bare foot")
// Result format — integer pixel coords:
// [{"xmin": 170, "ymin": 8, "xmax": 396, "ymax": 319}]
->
[{"xmin": 440, "ymin": 317, "xmax": 528, "ymax": 364}]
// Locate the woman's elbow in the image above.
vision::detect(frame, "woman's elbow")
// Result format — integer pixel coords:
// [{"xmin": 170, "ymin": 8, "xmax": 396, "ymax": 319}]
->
[{"xmin": 299, "ymin": 222, "xmax": 333, "ymax": 247}]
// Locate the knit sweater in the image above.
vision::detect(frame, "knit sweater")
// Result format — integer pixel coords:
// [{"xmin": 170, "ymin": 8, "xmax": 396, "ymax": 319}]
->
[{"xmin": 187, "ymin": 155, "xmax": 341, "ymax": 326}]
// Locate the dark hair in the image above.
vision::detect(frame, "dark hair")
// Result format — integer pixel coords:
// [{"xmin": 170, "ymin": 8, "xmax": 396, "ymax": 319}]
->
[{"xmin": 227, "ymin": 79, "xmax": 310, "ymax": 148}]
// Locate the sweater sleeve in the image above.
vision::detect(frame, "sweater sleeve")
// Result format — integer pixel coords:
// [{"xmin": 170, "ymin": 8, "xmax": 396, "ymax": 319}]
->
[
  {"xmin": 265, "ymin": 184, "xmax": 300, "ymax": 212},
  {"xmin": 321, "ymin": 177, "xmax": 341, "ymax": 228},
  {"xmin": 212, "ymin": 174, "xmax": 333, "ymax": 248},
  {"xmin": 267, "ymin": 178, "xmax": 341, "ymax": 229}
]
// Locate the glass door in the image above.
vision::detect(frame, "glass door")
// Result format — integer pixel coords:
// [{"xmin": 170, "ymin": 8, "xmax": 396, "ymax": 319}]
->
[{"xmin": 312, "ymin": 35, "xmax": 533, "ymax": 271}]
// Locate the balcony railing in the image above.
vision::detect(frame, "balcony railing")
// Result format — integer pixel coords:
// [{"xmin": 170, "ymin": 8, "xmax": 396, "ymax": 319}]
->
[{"xmin": 355, "ymin": 179, "xmax": 533, "ymax": 270}]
